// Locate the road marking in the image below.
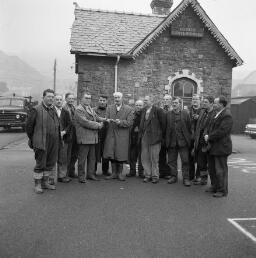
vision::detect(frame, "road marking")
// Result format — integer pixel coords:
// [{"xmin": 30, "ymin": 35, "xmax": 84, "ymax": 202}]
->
[
  {"xmin": 228, "ymin": 157, "xmax": 256, "ymax": 174},
  {"xmin": 227, "ymin": 218, "xmax": 256, "ymax": 243}
]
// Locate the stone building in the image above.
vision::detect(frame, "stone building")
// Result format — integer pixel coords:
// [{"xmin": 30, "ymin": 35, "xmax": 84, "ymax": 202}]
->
[{"xmin": 70, "ymin": 0, "xmax": 243, "ymax": 106}]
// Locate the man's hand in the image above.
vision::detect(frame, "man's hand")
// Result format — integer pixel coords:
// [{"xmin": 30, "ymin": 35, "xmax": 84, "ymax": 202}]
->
[
  {"xmin": 60, "ymin": 131, "xmax": 66, "ymax": 138},
  {"xmin": 114, "ymin": 119, "xmax": 121, "ymax": 125},
  {"xmin": 98, "ymin": 122, "xmax": 104, "ymax": 129},
  {"xmin": 204, "ymin": 135, "xmax": 209, "ymax": 142},
  {"xmin": 193, "ymin": 114, "xmax": 199, "ymax": 120}
]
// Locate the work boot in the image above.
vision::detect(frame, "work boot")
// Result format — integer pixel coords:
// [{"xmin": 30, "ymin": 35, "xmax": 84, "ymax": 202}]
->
[
  {"xmin": 42, "ymin": 176, "xmax": 56, "ymax": 190},
  {"xmin": 117, "ymin": 163, "xmax": 125, "ymax": 181},
  {"xmin": 167, "ymin": 176, "xmax": 177, "ymax": 184},
  {"xmin": 34, "ymin": 179, "xmax": 43, "ymax": 194},
  {"xmin": 106, "ymin": 162, "xmax": 118, "ymax": 180},
  {"xmin": 183, "ymin": 179, "xmax": 191, "ymax": 187}
]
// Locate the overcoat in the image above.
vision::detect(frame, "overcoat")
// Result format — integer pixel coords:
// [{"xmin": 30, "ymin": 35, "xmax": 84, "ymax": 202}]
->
[
  {"xmin": 26, "ymin": 103, "xmax": 60, "ymax": 150},
  {"xmin": 165, "ymin": 109, "xmax": 192, "ymax": 149},
  {"xmin": 208, "ymin": 108, "xmax": 233, "ymax": 156},
  {"xmin": 74, "ymin": 104, "xmax": 102, "ymax": 145},
  {"xmin": 103, "ymin": 104, "xmax": 134, "ymax": 162},
  {"xmin": 138, "ymin": 106, "xmax": 166, "ymax": 146}
]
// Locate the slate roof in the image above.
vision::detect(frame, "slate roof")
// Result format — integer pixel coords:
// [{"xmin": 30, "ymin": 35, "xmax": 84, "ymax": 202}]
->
[
  {"xmin": 70, "ymin": 0, "xmax": 243, "ymax": 66},
  {"xmin": 70, "ymin": 8, "xmax": 164, "ymax": 56}
]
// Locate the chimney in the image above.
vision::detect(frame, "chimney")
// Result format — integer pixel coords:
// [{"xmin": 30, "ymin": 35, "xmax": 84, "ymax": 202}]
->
[{"xmin": 150, "ymin": 0, "xmax": 173, "ymax": 15}]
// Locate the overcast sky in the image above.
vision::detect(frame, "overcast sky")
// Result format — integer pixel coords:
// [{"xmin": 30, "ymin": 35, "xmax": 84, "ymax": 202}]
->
[{"xmin": 1, "ymin": 0, "xmax": 255, "ymax": 79}]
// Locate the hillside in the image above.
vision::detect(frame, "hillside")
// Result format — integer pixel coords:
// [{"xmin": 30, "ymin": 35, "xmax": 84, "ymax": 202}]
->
[
  {"xmin": 0, "ymin": 51, "xmax": 49, "ymax": 97},
  {"xmin": 232, "ymin": 71, "xmax": 256, "ymax": 97}
]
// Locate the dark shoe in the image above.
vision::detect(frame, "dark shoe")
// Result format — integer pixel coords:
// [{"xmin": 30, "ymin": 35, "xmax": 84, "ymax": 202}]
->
[
  {"xmin": 213, "ymin": 192, "xmax": 226, "ymax": 198},
  {"xmin": 138, "ymin": 174, "xmax": 144, "ymax": 179},
  {"xmin": 143, "ymin": 178, "xmax": 151, "ymax": 183},
  {"xmin": 200, "ymin": 179, "xmax": 208, "ymax": 185},
  {"xmin": 69, "ymin": 174, "xmax": 78, "ymax": 178},
  {"xmin": 105, "ymin": 173, "xmax": 118, "ymax": 180},
  {"xmin": 183, "ymin": 179, "xmax": 191, "ymax": 187},
  {"xmin": 78, "ymin": 177, "xmax": 86, "ymax": 183},
  {"xmin": 205, "ymin": 187, "xmax": 216, "ymax": 193},
  {"xmin": 167, "ymin": 176, "xmax": 177, "ymax": 184},
  {"xmin": 58, "ymin": 177, "xmax": 71, "ymax": 183},
  {"xmin": 87, "ymin": 175, "xmax": 100, "ymax": 181},
  {"xmin": 152, "ymin": 178, "xmax": 159, "ymax": 184},
  {"xmin": 102, "ymin": 171, "xmax": 111, "ymax": 176},
  {"xmin": 126, "ymin": 173, "xmax": 136, "ymax": 177},
  {"xmin": 42, "ymin": 177, "xmax": 56, "ymax": 190}
]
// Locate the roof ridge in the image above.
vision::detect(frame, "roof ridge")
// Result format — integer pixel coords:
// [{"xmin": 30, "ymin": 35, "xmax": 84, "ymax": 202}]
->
[{"xmin": 75, "ymin": 7, "xmax": 166, "ymax": 18}]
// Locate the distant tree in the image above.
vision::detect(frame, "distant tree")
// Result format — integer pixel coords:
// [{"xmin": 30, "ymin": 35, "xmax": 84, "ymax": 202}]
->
[{"xmin": 0, "ymin": 81, "xmax": 8, "ymax": 93}]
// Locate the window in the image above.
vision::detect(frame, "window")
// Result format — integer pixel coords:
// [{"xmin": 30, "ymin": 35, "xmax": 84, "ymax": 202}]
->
[{"xmin": 172, "ymin": 78, "xmax": 198, "ymax": 108}]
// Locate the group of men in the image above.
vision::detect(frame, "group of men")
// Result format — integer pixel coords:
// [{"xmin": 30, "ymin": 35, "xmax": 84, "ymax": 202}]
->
[{"xmin": 26, "ymin": 89, "xmax": 233, "ymax": 198}]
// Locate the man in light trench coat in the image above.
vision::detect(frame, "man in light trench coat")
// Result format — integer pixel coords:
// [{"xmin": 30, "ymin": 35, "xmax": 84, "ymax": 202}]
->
[{"xmin": 104, "ymin": 92, "xmax": 134, "ymax": 181}]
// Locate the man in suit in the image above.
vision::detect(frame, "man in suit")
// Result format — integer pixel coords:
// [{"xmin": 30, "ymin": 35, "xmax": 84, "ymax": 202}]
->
[
  {"xmin": 94, "ymin": 95, "xmax": 110, "ymax": 176},
  {"xmin": 159, "ymin": 94, "xmax": 172, "ymax": 179},
  {"xmin": 64, "ymin": 93, "xmax": 78, "ymax": 179},
  {"xmin": 189, "ymin": 94, "xmax": 201, "ymax": 183},
  {"xmin": 26, "ymin": 89, "xmax": 60, "ymax": 193},
  {"xmin": 54, "ymin": 94, "xmax": 72, "ymax": 183},
  {"xmin": 74, "ymin": 93, "xmax": 104, "ymax": 183},
  {"xmin": 193, "ymin": 95, "xmax": 216, "ymax": 185},
  {"xmin": 166, "ymin": 97, "xmax": 192, "ymax": 187},
  {"xmin": 204, "ymin": 96, "xmax": 233, "ymax": 197},
  {"xmin": 139, "ymin": 95, "xmax": 166, "ymax": 184},
  {"xmin": 127, "ymin": 99, "xmax": 144, "ymax": 178},
  {"xmin": 104, "ymin": 92, "xmax": 134, "ymax": 181}
]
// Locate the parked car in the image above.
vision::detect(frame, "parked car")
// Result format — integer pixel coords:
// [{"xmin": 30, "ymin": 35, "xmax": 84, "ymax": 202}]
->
[
  {"xmin": 245, "ymin": 118, "xmax": 256, "ymax": 139},
  {"xmin": 0, "ymin": 96, "xmax": 36, "ymax": 131}
]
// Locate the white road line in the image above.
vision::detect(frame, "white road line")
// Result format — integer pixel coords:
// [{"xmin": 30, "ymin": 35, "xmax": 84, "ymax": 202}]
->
[{"xmin": 227, "ymin": 218, "xmax": 256, "ymax": 243}]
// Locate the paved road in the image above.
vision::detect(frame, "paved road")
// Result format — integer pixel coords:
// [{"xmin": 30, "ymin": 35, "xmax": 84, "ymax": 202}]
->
[
  {"xmin": 0, "ymin": 135, "xmax": 255, "ymax": 257},
  {"xmin": 0, "ymin": 128, "xmax": 26, "ymax": 149}
]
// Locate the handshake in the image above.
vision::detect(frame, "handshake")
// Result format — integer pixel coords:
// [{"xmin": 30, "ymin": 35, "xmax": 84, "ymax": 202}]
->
[{"xmin": 106, "ymin": 119, "xmax": 121, "ymax": 125}]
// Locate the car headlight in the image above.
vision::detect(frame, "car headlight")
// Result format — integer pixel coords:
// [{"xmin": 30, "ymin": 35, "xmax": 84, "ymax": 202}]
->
[{"xmin": 16, "ymin": 114, "xmax": 20, "ymax": 119}]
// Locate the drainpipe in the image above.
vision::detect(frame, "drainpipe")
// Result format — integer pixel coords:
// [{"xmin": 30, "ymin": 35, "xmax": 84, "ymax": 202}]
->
[{"xmin": 114, "ymin": 55, "xmax": 120, "ymax": 92}]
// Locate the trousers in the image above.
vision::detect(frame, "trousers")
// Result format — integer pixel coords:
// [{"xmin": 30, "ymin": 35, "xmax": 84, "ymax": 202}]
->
[
  {"xmin": 208, "ymin": 155, "xmax": 228, "ymax": 195},
  {"xmin": 167, "ymin": 146, "xmax": 189, "ymax": 180},
  {"xmin": 129, "ymin": 144, "xmax": 143, "ymax": 176},
  {"xmin": 141, "ymin": 135, "xmax": 161, "ymax": 179},
  {"xmin": 78, "ymin": 144, "xmax": 96, "ymax": 179}
]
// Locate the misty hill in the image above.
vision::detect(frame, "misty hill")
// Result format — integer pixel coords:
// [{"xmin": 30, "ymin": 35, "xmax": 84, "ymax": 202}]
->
[
  {"xmin": 232, "ymin": 71, "xmax": 256, "ymax": 97},
  {"xmin": 0, "ymin": 50, "xmax": 49, "ymax": 97}
]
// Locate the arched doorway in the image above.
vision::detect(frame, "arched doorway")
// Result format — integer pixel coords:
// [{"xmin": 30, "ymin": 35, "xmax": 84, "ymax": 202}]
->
[{"xmin": 172, "ymin": 78, "xmax": 198, "ymax": 108}]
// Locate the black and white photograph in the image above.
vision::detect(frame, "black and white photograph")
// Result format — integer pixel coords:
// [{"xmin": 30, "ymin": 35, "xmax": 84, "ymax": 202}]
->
[{"xmin": 1, "ymin": 0, "xmax": 256, "ymax": 257}]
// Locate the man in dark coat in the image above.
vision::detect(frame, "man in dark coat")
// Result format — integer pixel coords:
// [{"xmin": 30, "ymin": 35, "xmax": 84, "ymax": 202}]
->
[
  {"xmin": 54, "ymin": 94, "xmax": 72, "ymax": 183},
  {"xmin": 127, "ymin": 99, "xmax": 144, "ymax": 178},
  {"xmin": 193, "ymin": 95, "xmax": 216, "ymax": 185},
  {"xmin": 204, "ymin": 96, "xmax": 233, "ymax": 197},
  {"xmin": 26, "ymin": 89, "xmax": 60, "ymax": 194},
  {"xmin": 94, "ymin": 95, "xmax": 110, "ymax": 176},
  {"xmin": 166, "ymin": 97, "xmax": 192, "ymax": 186},
  {"xmin": 63, "ymin": 93, "xmax": 78, "ymax": 178},
  {"xmin": 189, "ymin": 94, "xmax": 201, "ymax": 182},
  {"xmin": 104, "ymin": 92, "xmax": 134, "ymax": 181},
  {"xmin": 159, "ymin": 94, "xmax": 172, "ymax": 179},
  {"xmin": 139, "ymin": 95, "xmax": 166, "ymax": 184}
]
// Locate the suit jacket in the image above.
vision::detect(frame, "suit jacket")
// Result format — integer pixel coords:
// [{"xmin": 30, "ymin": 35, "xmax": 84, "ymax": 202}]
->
[
  {"xmin": 103, "ymin": 104, "xmax": 134, "ymax": 162},
  {"xmin": 57, "ymin": 108, "xmax": 72, "ymax": 143},
  {"xmin": 74, "ymin": 104, "xmax": 102, "ymax": 145},
  {"xmin": 208, "ymin": 108, "xmax": 233, "ymax": 156},
  {"xmin": 138, "ymin": 105, "xmax": 166, "ymax": 146},
  {"xmin": 165, "ymin": 109, "xmax": 192, "ymax": 149}
]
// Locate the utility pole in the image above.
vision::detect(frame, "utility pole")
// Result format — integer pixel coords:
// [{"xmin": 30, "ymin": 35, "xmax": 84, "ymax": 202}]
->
[{"xmin": 53, "ymin": 59, "xmax": 57, "ymax": 92}]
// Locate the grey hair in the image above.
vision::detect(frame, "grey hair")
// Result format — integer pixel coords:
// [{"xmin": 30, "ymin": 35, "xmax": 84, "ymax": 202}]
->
[{"xmin": 113, "ymin": 92, "xmax": 123, "ymax": 98}]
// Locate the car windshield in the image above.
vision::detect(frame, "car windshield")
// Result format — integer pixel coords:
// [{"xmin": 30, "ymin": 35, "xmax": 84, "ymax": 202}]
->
[{"xmin": 0, "ymin": 98, "xmax": 24, "ymax": 107}]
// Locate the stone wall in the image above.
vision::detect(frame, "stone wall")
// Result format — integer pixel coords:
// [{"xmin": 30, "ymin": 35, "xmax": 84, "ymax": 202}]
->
[{"xmin": 77, "ymin": 6, "xmax": 233, "ymax": 104}]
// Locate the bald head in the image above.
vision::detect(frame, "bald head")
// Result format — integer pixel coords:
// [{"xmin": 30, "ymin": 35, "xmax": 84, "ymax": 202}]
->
[{"xmin": 135, "ymin": 99, "xmax": 144, "ymax": 111}]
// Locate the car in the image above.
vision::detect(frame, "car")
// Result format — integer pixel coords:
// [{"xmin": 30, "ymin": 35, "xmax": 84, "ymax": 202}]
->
[
  {"xmin": 245, "ymin": 118, "xmax": 256, "ymax": 139},
  {"xmin": 0, "ymin": 96, "xmax": 36, "ymax": 131}
]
